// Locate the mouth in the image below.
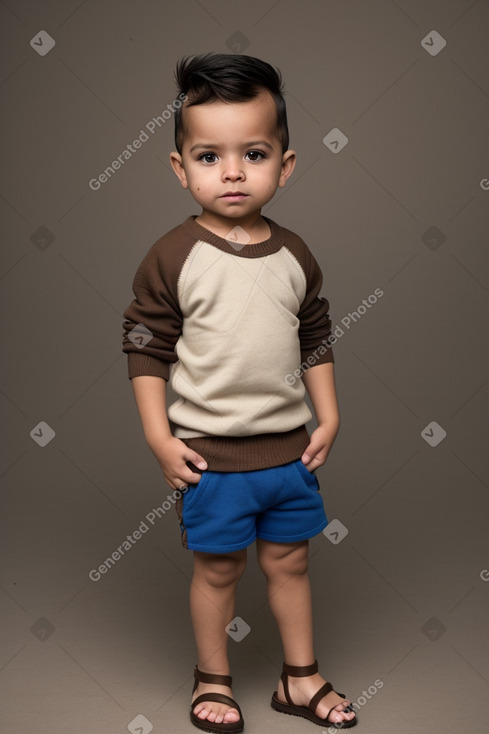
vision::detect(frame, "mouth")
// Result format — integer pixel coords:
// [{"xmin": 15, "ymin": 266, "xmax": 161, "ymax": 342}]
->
[{"xmin": 220, "ymin": 192, "xmax": 248, "ymax": 200}]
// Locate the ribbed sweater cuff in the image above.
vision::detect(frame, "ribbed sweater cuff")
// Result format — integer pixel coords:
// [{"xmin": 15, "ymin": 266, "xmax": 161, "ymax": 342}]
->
[{"xmin": 127, "ymin": 353, "xmax": 169, "ymax": 380}]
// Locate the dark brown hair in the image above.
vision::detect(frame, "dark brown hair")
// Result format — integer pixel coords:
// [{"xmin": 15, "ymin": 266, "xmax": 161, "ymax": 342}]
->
[{"xmin": 173, "ymin": 52, "xmax": 289, "ymax": 154}]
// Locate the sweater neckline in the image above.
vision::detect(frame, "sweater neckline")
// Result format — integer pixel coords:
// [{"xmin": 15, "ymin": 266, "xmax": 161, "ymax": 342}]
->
[{"xmin": 183, "ymin": 215, "xmax": 284, "ymax": 258}]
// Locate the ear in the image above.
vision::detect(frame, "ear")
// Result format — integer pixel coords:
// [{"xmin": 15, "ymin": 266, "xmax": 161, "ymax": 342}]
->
[
  {"xmin": 169, "ymin": 151, "xmax": 189, "ymax": 189},
  {"xmin": 278, "ymin": 149, "xmax": 296, "ymax": 188}
]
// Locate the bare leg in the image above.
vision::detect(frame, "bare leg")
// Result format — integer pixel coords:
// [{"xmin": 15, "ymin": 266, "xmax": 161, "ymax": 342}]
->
[
  {"xmin": 256, "ymin": 538, "xmax": 356, "ymax": 726},
  {"xmin": 189, "ymin": 548, "xmax": 247, "ymax": 725}
]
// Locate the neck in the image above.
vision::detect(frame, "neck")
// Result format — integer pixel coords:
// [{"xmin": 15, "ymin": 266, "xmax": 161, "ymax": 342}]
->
[{"xmin": 195, "ymin": 211, "xmax": 270, "ymax": 243}]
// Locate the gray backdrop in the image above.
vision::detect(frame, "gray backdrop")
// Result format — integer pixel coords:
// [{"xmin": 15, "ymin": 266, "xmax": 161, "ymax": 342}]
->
[{"xmin": 1, "ymin": 1, "xmax": 488, "ymax": 733}]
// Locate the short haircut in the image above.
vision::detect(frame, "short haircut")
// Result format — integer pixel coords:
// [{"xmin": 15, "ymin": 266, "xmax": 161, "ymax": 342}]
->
[{"xmin": 173, "ymin": 52, "xmax": 289, "ymax": 155}]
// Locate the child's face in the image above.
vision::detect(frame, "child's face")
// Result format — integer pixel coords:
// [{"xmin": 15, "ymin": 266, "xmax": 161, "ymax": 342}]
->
[{"xmin": 170, "ymin": 90, "xmax": 295, "ymax": 226}]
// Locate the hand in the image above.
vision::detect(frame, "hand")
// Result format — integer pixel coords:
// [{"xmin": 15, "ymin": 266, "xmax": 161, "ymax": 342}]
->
[
  {"xmin": 153, "ymin": 435, "xmax": 208, "ymax": 491},
  {"xmin": 301, "ymin": 423, "xmax": 339, "ymax": 472}
]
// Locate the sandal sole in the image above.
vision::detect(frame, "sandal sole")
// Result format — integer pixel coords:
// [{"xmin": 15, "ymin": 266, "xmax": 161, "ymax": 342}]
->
[
  {"xmin": 271, "ymin": 692, "xmax": 357, "ymax": 728},
  {"xmin": 190, "ymin": 715, "xmax": 244, "ymax": 734}
]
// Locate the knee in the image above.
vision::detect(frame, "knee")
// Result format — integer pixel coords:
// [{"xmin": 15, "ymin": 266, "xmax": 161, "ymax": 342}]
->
[
  {"xmin": 195, "ymin": 550, "xmax": 247, "ymax": 589},
  {"xmin": 258, "ymin": 543, "xmax": 309, "ymax": 580}
]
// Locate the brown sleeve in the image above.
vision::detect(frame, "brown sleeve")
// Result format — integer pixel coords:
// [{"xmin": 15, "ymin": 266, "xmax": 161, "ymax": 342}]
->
[
  {"xmin": 297, "ymin": 244, "xmax": 334, "ymax": 366},
  {"xmin": 122, "ymin": 227, "xmax": 192, "ymax": 380}
]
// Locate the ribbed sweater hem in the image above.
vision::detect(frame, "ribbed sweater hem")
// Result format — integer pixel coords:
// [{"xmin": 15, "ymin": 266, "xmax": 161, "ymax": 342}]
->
[{"xmin": 180, "ymin": 425, "xmax": 311, "ymax": 472}]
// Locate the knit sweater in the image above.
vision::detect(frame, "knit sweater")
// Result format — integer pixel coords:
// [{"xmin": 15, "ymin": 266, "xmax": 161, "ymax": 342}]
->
[{"xmin": 122, "ymin": 215, "xmax": 334, "ymax": 471}]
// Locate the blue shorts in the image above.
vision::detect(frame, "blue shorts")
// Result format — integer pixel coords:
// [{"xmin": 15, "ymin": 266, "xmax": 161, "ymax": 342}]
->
[{"xmin": 175, "ymin": 459, "xmax": 329, "ymax": 553}]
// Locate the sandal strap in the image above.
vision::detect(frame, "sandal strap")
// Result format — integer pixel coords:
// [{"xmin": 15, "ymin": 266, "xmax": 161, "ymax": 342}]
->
[
  {"xmin": 191, "ymin": 692, "xmax": 242, "ymax": 716},
  {"xmin": 192, "ymin": 665, "xmax": 232, "ymax": 693},
  {"xmin": 281, "ymin": 660, "xmax": 319, "ymax": 706},
  {"xmin": 308, "ymin": 680, "xmax": 335, "ymax": 714},
  {"xmin": 282, "ymin": 659, "xmax": 318, "ymax": 677}
]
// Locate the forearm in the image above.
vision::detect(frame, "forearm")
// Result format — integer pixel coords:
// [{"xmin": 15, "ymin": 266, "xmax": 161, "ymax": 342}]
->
[
  {"xmin": 300, "ymin": 362, "xmax": 340, "ymax": 468},
  {"xmin": 131, "ymin": 375, "xmax": 172, "ymax": 448},
  {"xmin": 130, "ymin": 375, "xmax": 208, "ymax": 487},
  {"xmin": 302, "ymin": 361, "xmax": 340, "ymax": 434}
]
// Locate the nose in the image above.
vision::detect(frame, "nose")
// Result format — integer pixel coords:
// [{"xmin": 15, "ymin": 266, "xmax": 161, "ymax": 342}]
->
[{"xmin": 222, "ymin": 156, "xmax": 245, "ymax": 181}]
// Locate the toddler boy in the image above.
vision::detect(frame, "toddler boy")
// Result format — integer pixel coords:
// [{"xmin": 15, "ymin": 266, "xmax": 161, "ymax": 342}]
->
[{"xmin": 122, "ymin": 52, "xmax": 357, "ymax": 731}]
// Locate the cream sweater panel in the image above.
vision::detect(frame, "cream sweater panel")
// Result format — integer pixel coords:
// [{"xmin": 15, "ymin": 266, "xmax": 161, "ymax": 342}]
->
[{"xmin": 168, "ymin": 240, "xmax": 313, "ymax": 438}]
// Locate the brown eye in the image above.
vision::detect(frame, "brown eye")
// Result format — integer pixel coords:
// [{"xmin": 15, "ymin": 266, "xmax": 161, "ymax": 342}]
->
[
  {"xmin": 246, "ymin": 150, "xmax": 265, "ymax": 161},
  {"xmin": 199, "ymin": 153, "xmax": 217, "ymax": 163}
]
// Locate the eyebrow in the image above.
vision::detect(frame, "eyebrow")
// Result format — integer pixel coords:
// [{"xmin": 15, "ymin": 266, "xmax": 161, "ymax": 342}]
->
[{"xmin": 189, "ymin": 140, "xmax": 275, "ymax": 153}]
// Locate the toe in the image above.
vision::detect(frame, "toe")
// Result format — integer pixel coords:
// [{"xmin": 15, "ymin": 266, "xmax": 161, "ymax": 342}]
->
[
  {"xmin": 224, "ymin": 709, "xmax": 240, "ymax": 722},
  {"xmin": 328, "ymin": 702, "xmax": 356, "ymax": 724},
  {"xmin": 194, "ymin": 701, "xmax": 240, "ymax": 724},
  {"xmin": 196, "ymin": 706, "xmax": 210, "ymax": 719}
]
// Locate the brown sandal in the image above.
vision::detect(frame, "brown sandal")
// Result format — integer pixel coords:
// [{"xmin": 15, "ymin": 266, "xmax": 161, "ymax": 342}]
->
[
  {"xmin": 190, "ymin": 665, "xmax": 244, "ymax": 733},
  {"xmin": 271, "ymin": 660, "xmax": 357, "ymax": 728}
]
